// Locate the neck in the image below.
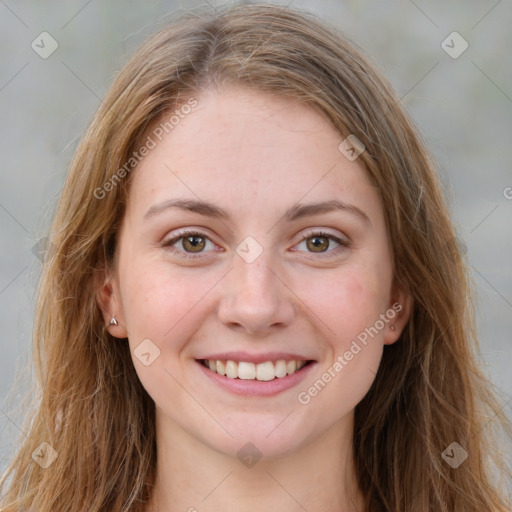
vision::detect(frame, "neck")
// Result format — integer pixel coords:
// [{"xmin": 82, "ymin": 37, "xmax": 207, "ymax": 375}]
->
[{"xmin": 147, "ymin": 412, "xmax": 364, "ymax": 512}]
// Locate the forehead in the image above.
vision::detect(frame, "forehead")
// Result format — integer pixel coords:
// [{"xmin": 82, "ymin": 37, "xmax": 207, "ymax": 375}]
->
[{"xmin": 127, "ymin": 86, "xmax": 378, "ymax": 223}]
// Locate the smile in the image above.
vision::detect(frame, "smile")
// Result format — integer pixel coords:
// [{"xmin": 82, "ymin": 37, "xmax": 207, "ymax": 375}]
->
[{"xmin": 199, "ymin": 359, "xmax": 312, "ymax": 380}]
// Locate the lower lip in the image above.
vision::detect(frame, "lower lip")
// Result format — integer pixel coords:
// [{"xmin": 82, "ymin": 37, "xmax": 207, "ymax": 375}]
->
[{"xmin": 195, "ymin": 360, "xmax": 317, "ymax": 397}]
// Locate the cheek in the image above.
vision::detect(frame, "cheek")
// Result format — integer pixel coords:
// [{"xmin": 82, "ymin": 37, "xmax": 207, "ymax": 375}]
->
[
  {"xmin": 119, "ymin": 261, "xmax": 218, "ymax": 351},
  {"xmin": 304, "ymin": 269, "xmax": 390, "ymax": 346},
  {"xmin": 118, "ymin": 264, "xmax": 216, "ymax": 403},
  {"xmin": 295, "ymin": 273, "xmax": 390, "ymax": 414}
]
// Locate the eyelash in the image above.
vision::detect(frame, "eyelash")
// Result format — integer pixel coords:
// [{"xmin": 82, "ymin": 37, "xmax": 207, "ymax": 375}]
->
[{"xmin": 161, "ymin": 229, "xmax": 349, "ymax": 260}]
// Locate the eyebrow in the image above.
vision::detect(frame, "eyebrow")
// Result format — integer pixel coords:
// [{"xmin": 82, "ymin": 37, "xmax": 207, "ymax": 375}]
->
[{"xmin": 143, "ymin": 198, "xmax": 370, "ymax": 225}]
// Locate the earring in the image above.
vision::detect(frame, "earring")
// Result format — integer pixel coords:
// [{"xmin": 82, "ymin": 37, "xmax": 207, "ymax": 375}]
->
[
  {"xmin": 108, "ymin": 316, "xmax": 118, "ymax": 326},
  {"xmin": 390, "ymin": 325, "xmax": 396, "ymax": 331}
]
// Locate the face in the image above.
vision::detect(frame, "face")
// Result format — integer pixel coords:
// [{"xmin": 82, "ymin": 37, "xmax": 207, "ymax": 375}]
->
[{"xmin": 99, "ymin": 85, "xmax": 409, "ymax": 459}]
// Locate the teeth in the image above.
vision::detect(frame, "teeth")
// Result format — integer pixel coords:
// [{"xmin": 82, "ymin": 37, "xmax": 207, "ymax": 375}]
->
[
  {"xmin": 202, "ymin": 359, "xmax": 309, "ymax": 380},
  {"xmin": 286, "ymin": 360, "xmax": 297, "ymax": 374},
  {"xmin": 225, "ymin": 360, "xmax": 238, "ymax": 379},
  {"xmin": 238, "ymin": 361, "xmax": 256, "ymax": 379},
  {"xmin": 256, "ymin": 361, "xmax": 275, "ymax": 381},
  {"xmin": 216, "ymin": 360, "xmax": 226, "ymax": 376},
  {"xmin": 275, "ymin": 360, "xmax": 287, "ymax": 378}
]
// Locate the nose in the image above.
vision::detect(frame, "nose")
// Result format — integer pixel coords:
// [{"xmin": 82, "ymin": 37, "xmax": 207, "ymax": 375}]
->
[{"xmin": 217, "ymin": 253, "xmax": 296, "ymax": 336}]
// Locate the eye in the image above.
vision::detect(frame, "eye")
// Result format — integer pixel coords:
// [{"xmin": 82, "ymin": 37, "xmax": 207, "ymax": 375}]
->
[
  {"xmin": 294, "ymin": 230, "xmax": 348, "ymax": 255},
  {"xmin": 162, "ymin": 230, "xmax": 217, "ymax": 258},
  {"xmin": 162, "ymin": 229, "xmax": 349, "ymax": 260}
]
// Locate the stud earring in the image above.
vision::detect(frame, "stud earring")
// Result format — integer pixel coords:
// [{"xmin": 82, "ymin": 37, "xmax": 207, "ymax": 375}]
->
[
  {"xmin": 108, "ymin": 316, "xmax": 118, "ymax": 326},
  {"xmin": 390, "ymin": 325, "xmax": 396, "ymax": 331}
]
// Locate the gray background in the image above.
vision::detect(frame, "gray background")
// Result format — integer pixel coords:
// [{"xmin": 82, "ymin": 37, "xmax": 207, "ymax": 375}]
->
[{"xmin": 1, "ymin": 0, "xmax": 511, "ymax": 478}]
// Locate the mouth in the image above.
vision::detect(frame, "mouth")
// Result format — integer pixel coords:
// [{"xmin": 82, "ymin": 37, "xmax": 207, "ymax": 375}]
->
[{"xmin": 197, "ymin": 358, "xmax": 315, "ymax": 381}]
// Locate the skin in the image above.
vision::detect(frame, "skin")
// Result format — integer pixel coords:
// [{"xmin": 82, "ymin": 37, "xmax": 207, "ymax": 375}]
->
[{"xmin": 98, "ymin": 85, "xmax": 411, "ymax": 512}]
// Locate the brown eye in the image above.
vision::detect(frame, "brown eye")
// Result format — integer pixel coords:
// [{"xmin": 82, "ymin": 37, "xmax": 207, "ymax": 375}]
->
[
  {"xmin": 294, "ymin": 231, "xmax": 347, "ymax": 256},
  {"xmin": 181, "ymin": 235, "xmax": 206, "ymax": 252},
  {"xmin": 162, "ymin": 231, "xmax": 215, "ymax": 257},
  {"xmin": 306, "ymin": 235, "xmax": 330, "ymax": 252}
]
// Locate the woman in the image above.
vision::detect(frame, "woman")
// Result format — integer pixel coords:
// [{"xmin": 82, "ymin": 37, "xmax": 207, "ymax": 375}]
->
[{"xmin": 1, "ymin": 3, "xmax": 510, "ymax": 511}]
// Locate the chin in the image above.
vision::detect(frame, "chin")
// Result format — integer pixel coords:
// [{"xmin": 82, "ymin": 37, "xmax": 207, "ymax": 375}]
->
[{"xmin": 199, "ymin": 417, "xmax": 313, "ymax": 462}]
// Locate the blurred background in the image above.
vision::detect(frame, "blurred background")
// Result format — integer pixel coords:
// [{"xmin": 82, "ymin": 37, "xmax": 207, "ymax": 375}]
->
[{"xmin": 1, "ymin": 0, "xmax": 511, "ymax": 478}]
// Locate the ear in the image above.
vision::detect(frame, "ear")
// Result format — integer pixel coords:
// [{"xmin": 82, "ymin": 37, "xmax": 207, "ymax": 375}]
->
[
  {"xmin": 95, "ymin": 268, "xmax": 128, "ymax": 339},
  {"xmin": 383, "ymin": 280, "xmax": 413, "ymax": 346}
]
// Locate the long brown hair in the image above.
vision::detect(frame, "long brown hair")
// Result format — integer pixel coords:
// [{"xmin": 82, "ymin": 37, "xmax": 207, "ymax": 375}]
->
[{"xmin": 1, "ymin": 3, "xmax": 510, "ymax": 511}]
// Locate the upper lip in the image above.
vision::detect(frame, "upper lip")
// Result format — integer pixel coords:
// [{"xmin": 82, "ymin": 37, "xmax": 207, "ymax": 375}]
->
[{"xmin": 197, "ymin": 351, "xmax": 315, "ymax": 364}]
